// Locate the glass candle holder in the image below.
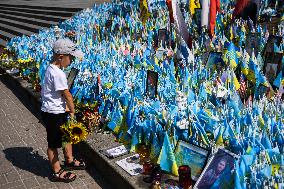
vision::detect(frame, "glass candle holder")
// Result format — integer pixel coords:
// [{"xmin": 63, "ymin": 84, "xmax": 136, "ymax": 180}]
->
[
  {"xmin": 143, "ymin": 158, "xmax": 154, "ymax": 175},
  {"xmin": 178, "ymin": 165, "xmax": 192, "ymax": 189}
]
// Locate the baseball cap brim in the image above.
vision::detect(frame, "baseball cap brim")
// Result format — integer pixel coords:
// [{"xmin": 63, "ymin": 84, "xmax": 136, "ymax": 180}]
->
[{"xmin": 70, "ymin": 49, "xmax": 84, "ymax": 60}]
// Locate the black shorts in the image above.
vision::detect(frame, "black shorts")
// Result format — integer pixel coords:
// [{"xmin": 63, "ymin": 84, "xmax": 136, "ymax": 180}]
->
[{"xmin": 41, "ymin": 111, "xmax": 67, "ymax": 148}]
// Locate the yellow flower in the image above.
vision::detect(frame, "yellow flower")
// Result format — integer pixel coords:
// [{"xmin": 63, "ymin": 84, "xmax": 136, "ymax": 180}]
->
[{"xmin": 68, "ymin": 122, "xmax": 88, "ymax": 144}]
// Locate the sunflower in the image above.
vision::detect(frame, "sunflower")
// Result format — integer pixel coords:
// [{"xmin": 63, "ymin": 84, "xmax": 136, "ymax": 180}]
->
[
  {"xmin": 60, "ymin": 121, "xmax": 88, "ymax": 144},
  {"xmin": 67, "ymin": 122, "xmax": 88, "ymax": 144}
]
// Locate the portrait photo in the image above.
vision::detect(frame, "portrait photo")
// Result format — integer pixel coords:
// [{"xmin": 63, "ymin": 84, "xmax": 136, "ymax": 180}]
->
[
  {"xmin": 158, "ymin": 29, "xmax": 168, "ymax": 48},
  {"xmin": 174, "ymin": 141, "xmax": 209, "ymax": 181},
  {"xmin": 67, "ymin": 68, "xmax": 79, "ymax": 89},
  {"xmin": 245, "ymin": 32, "xmax": 260, "ymax": 56},
  {"xmin": 194, "ymin": 148, "xmax": 238, "ymax": 189},
  {"xmin": 146, "ymin": 70, "xmax": 158, "ymax": 99}
]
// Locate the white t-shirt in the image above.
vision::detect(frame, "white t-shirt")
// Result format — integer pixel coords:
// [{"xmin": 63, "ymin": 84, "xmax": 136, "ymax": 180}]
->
[{"xmin": 41, "ymin": 64, "xmax": 68, "ymax": 114}]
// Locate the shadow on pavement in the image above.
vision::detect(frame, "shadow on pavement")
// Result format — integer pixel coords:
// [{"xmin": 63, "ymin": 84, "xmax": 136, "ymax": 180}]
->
[{"xmin": 3, "ymin": 147, "xmax": 50, "ymax": 178}]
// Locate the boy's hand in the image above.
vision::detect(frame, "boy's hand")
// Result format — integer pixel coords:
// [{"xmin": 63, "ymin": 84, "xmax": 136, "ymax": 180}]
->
[
  {"xmin": 66, "ymin": 105, "xmax": 70, "ymax": 112},
  {"xmin": 69, "ymin": 112, "xmax": 75, "ymax": 119}
]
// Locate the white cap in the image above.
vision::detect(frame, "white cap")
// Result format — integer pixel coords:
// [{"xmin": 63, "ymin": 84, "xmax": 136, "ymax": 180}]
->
[{"xmin": 53, "ymin": 38, "xmax": 84, "ymax": 59}]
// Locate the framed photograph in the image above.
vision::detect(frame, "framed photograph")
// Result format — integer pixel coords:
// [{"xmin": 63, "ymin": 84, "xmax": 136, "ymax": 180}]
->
[
  {"xmin": 206, "ymin": 51, "xmax": 224, "ymax": 70},
  {"xmin": 158, "ymin": 29, "xmax": 168, "ymax": 48},
  {"xmin": 264, "ymin": 52, "xmax": 283, "ymax": 83},
  {"xmin": 245, "ymin": 32, "xmax": 260, "ymax": 56},
  {"xmin": 146, "ymin": 70, "xmax": 158, "ymax": 99},
  {"xmin": 67, "ymin": 68, "xmax": 79, "ymax": 89},
  {"xmin": 263, "ymin": 35, "xmax": 283, "ymax": 55},
  {"xmin": 174, "ymin": 140, "xmax": 210, "ymax": 181},
  {"xmin": 194, "ymin": 148, "xmax": 238, "ymax": 189}
]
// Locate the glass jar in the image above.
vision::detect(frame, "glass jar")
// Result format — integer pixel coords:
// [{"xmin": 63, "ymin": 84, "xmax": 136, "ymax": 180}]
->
[{"xmin": 178, "ymin": 165, "xmax": 192, "ymax": 189}]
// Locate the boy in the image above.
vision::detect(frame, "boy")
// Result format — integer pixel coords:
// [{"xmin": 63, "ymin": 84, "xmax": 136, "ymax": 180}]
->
[{"xmin": 41, "ymin": 38, "xmax": 85, "ymax": 182}]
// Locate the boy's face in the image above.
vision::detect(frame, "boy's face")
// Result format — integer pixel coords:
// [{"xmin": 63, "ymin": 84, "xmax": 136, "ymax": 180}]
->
[{"xmin": 60, "ymin": 54, "xmax": 74, "ymax": 68}]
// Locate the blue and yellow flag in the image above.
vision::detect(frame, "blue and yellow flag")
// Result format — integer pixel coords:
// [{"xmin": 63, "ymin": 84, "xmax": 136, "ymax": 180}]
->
[
  {"xmin": 107, "ymin": 102, "xmax": 123, "ymax": 134},
  {"xmin": 150, "ymin": 132, "xmax": 161, "ymax": 163},
  {"xmin": 224, "ymin": 42, "xmax": 238, "ymax": 69},
  {"xmin": 158, "ymin": 131, "xmax": 179, "ymax": 176}
]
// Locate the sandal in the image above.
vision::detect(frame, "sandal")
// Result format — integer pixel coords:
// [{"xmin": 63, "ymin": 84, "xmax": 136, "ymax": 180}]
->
[
  {"xmin": 64, "ymin": 158, "xmax": 86, "ymax": 170},
  {"xmin": 50, "ymin": 168, "xmax": 76, "ymax": 183}
]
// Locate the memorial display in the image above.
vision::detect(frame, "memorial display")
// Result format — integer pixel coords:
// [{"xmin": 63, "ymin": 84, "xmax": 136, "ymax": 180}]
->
[{"xmin": 0, "ymin": 0, "xmax": 284, "ymax": 188}]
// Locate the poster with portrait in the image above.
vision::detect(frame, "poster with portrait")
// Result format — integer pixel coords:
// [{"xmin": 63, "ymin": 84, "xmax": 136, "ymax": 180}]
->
[
  {"xmin": 264, "ymin": 52, "xmax": 283, "ymax": 83},
  {"xmin": 174, "ymin": 141, "xmax": 209, "ymax": 181},
  {"xmin": 67, "ymin": 68, "xmax": 79, "ymax": 89},
  {"xmin": 245, "ymin": 32, "xmax": 260, "ymax": 56},
  {"xmin": 194, "ymin": 148, "xmax": 238, "ymax": 189},
  {"xmin": 146, "ymin": 70, "xmax": 158, "ymax": 99},
  {"xmin": 158, "ymin": 29, "xmax": 168, "ymax": 48}
]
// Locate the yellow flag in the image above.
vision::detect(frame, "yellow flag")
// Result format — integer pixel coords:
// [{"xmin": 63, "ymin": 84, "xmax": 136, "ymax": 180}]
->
[
  {"xmin": 140, "ymin": 0, "xmax": 150, "ymax": 24},
  {"xmin": 190, "ymin": 0, "xmax": 201, "ymax": 15}
]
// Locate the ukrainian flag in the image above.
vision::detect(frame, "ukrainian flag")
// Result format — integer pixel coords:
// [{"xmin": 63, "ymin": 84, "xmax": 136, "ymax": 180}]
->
[
  {"xmin": 150, "ymin": 133, "xmax": 161, "ymax": 163},
  {"xmin": 158, "ymin": 132, "xmax": 179, "ymax": 176},
  {"xmin": 224, "ymin": 42, "xmax": 238, "ymax": 69}
]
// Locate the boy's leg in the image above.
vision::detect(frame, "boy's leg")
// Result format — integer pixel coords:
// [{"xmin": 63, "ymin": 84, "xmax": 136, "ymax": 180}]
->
[
  {"xmin": 63, "ymin": 143, "xmax": 85, "ymax": 168},
  {"xmin": 63, "ymin": 143, "xmax": 74, "ymax": 163},
  {"xmin": 47, "ymin": 148, "xmax": 61, "ymax": 172}
]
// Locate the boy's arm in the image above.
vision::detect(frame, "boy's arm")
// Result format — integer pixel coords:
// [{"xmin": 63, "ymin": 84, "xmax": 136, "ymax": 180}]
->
[{"xmin": 62, "ymin": 89, "xmax": 75, "ymax": 118}]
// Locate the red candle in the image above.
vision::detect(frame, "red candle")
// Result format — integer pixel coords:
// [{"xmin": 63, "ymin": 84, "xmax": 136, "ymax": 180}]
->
[{"xmin": 178, "ymin": 165, "xmax": 192, "ymax": 189}]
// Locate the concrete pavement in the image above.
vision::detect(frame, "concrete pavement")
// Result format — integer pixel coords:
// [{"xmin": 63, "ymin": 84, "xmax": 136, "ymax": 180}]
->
[{"xmin": 0, "ymin": 77, "xmax": 111, "ymax": 189}]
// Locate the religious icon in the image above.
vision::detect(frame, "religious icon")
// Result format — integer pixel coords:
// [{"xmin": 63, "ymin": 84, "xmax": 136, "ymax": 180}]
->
[
  {"xmin": 194, "ymin": 148, "xmax": 238, "ymax": 189},
  {"xmin": 146, "ymin": 70, "xmax": 158, "ymax": 99}
]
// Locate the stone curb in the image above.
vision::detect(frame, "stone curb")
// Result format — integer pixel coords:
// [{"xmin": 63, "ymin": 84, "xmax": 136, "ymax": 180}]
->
[{"xmin": 0, "ymin": 66, "xmax": 143, "ymax": 189}]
